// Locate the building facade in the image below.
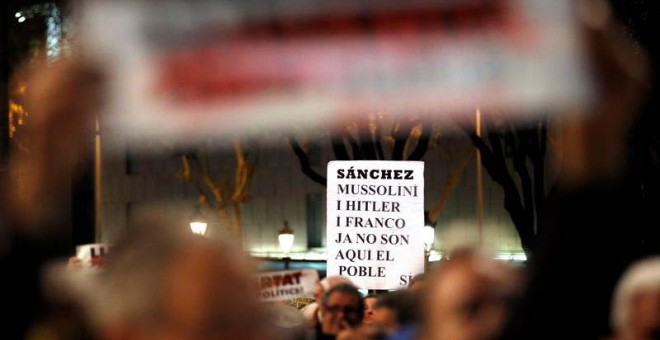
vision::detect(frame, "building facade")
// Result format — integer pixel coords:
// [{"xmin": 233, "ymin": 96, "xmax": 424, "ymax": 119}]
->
[{"xmin": 99, "ymin": 130, "xmax": 525, "ymax": 262}]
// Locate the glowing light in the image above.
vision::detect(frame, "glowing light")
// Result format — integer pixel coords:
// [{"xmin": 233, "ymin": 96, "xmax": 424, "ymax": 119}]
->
[
  {"xmin": 189, "ymin": 221, "xmax": 207, "ymax": 235},
  {"xmin": 15, "ymin": 12, "xmax": 22, "ymax": 18},
  {"xmin": 189, "ymin": 206, "xmax": 207, "ymax": 236},
  {"xmin": 495, "ymin": 252, "xmax": 527, "ymax": 262},
  {"xmin": 8, "ymin": 100, "xmax": 28, "ymax": 138},
  {"xmin": 428, "ymin": 251, "xmax": 443, "ymax": 262},
  {"xmin": 278, "ymin": 234, "xmax": 294, "ymax": 254},
  {"xmin": 278, "ymin": 221, "xmax": 295, "ymax": 254},
  {"xmin": 423, "ymin": 225, "xmax": 435, "ymax": 251},
  {"xmin": 18, "ymin": 16, "xmax": 26, "ymax": 23}
]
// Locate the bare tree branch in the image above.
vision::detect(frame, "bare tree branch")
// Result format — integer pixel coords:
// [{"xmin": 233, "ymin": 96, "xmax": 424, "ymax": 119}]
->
[
  {"xmin": 461, "ymin": 119, "xmax": 534, "ymax": 252},
  {"xmin": 429, "ymin": 148, "xmax": 474, "ymax": 221},
  {"xmin": 357, "ymin": 120, "xmax": 377, "ymax": 160},
  {"xmin": 176, "ymin": 140, "xmax": 257, "ymax": 241},
  {"xmin": 197, "ymin": 150, "xmax": 226, "ymax": 209},
  {"xmin": 532, "ymin": 121, "xmax": 547, "ymax": 226},
  {"xmin": 391, "ymin": 120, "xmax": 411, "ymax": 160},
  {"xmin": 179, "ymin": 154, "xmax": 191, "ymax": 181},
  {"xmin": 233, "ymin": 138, "xmax": 253, "ymax": 203},
  {"xmin": 331, "ymin": 135, "xmax": 350, "ymax": 160},
  {"xmin": 408, "ymin": 122, "xmax": 432, "ymax": 160},
  {"xmin": 508, "ymin": 127, "xmax": 534, "ymax": 227},
  {"xmin": 288, "ymin": 136, "xmax": 327, "ymax": 186},
  {"xmin": 373, "ymin": 122, "xmax": 386, "ymax": 160},
  {"xmin": 375, "ymin": 136, "xmax": 385, "ymax": 160},
  {"xmin": 344, "ymin": 132, "xmax": 363, "ymax": 160}
]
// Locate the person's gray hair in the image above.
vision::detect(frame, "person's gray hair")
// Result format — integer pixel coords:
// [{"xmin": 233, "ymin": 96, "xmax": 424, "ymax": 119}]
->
[
  {"xmin": 322, "ymin": 283, "xmax": 364, "ymax": 319},
  {"xmin": 319, "ymin": 275, "xmax": 353, "ymax": 291},
  {"xmin": 611, "ymin": 256, "xmax": 660, "ymax": 333}
]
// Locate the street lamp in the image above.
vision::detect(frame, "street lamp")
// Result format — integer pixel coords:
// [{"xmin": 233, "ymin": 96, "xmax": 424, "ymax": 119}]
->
[
  {"xmin": 278, "ymin": 220, "xmax": 294, "ymax": 269},
  {"xmin": 423, "ymin": 211, "xmax": 436, "ymax": 271},
  {"xmin": 423, "ymin": 225, "xmax": 435, "ymax": 252},
  {"xmin": 189, "ymin": 205, "xmax": 208, "ymax": 236}
]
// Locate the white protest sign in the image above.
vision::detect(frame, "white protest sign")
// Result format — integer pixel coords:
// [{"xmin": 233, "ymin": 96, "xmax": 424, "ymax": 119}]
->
[
  {"xmin": 256, "ymin": 268, "xmax": 319, "ymax": 302},
  {"xmin": 327, "ymin": 161, "xmax": 424, "ymax": 289},
  {"xmin": 75, "ymin": 243, "xmax": 110, "ymax": 269}
]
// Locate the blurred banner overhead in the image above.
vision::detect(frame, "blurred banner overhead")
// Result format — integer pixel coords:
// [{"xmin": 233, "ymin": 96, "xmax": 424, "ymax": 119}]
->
[{"xmin": 79, "ymin": 0, "xmax": 594, "ymax": 147}]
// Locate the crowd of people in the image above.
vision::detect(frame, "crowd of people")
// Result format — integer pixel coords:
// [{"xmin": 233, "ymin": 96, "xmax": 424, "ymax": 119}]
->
[{"xmin": 12, "ymin": 223, "xmax": 660, "ymax": 340}]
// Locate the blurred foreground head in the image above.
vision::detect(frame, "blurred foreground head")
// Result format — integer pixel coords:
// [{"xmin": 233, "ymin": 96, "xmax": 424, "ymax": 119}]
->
[
  {"xmin": 611, "ymin": 256, "xmax": 660, "ymax": 340},
  {"xmin": 363, "ymin": 294, "xmax": 378, "ymax": 324},
  {"xmin": 372, "ymin": 289, "xmax": 418, "ymax": 335},
  {"xmin": 3, "ymin": 60, "xmax": 102, "ymax": 239},
  {"xmin": 420, "ymin": 247, "xmax": 521, "ymax": 340},
  {"xmin": 89, "ymin": 220, "xmax": 268, "ymax": 340}
]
